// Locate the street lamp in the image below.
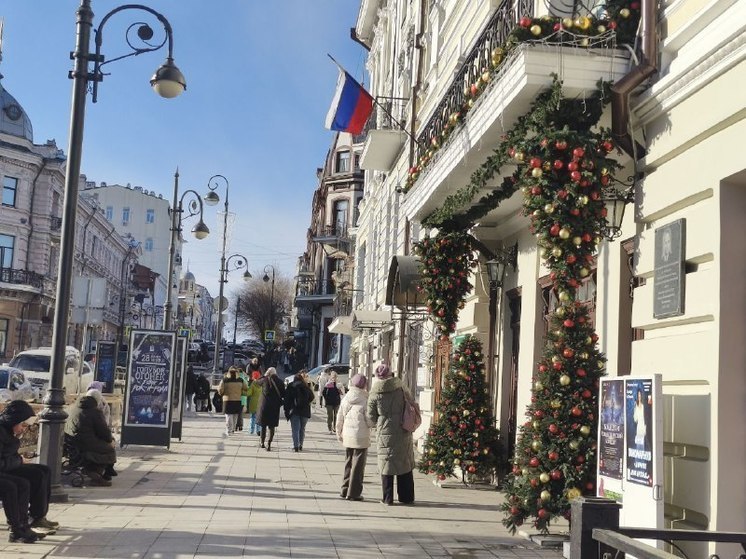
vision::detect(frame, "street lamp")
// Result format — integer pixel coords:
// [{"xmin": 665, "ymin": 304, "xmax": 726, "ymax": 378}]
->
[
  {"xmin": 41, "ymin": 0, "xmax": 186, "ymax": 498},
  {"xmin": 263, "ymin": 265, "xmax": 276, "ymax": 333},
  {"xmin": 164, "ymin": 169, "xmax": 210, "ymax": 330},
  {"xmin": 212, "ymin": 253, "xmax": 251, "ymax": 382}
]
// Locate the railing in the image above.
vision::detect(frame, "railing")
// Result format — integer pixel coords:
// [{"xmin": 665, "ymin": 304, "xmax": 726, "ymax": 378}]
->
[
  {"xmin": 295, "ymin": 279, "xmax": 335, "ymax": 298},
  {"xmin": 313, "ymin": 223, "xmax": 349, "ymax": 239},
  {"xmin": 416, "ymin": 0, "xmax": 533, "ymax": 159},
  {"xmin": 50, "ymin": 216, "xmax": 63, "ymax": 231},
  {"xmin": 594, "ymin": 528, "xmax": 746, "ymax": 558},
  {"xmin": 0, "ymin": 267, "xmax": 45, "ymax": 289}
]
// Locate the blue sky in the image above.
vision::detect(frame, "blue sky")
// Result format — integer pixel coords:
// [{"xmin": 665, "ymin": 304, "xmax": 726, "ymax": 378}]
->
[{"xmin": 1, "ymin": 1, "xmax": 366, "ymax": 299}]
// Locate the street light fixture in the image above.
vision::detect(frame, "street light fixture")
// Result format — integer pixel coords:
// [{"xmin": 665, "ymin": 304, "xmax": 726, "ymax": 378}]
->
[
  {"xmin": 164, "ymin": 169, "xmax": 210, "ymax": 330},
  {"xmin": 263, "ymin": 265, "xmax": 276, "ymax": 333},
  {"xmin": 212, "ymin": 253, "xmax": 251, "ymax": 382},
  {"xmin": 41, "ymin": 0, "xmax": 186, "ymax": 498},
  {"xmin": 484, "ymin": 243, "xmax": 518, "ymax": 393},
  {"xmin": 601, "ymin": 186, "xmax": 634, "ymax": 241}
]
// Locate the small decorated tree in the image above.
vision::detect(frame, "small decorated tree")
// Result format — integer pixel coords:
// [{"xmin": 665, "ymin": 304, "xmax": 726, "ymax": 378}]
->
[{"xmin": 418, "ymin": 336, "xmax": 501, "ymax": 482}]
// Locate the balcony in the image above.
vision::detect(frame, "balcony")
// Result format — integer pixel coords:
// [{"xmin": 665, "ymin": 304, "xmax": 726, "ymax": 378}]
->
[
  {"xmin": 360, "ymin": 101, "xmax": 409, "ymax": 172},
  {"xmin": 313, "ymin": 224, "xmax": 351, "ymax": 259},
  {"xmin": 294, "ymin": 279, "xmax": 336, "ymax": 307},
  {"xmin": 0, "ymin": 267, "xmax": 45, "ymax": 290}
]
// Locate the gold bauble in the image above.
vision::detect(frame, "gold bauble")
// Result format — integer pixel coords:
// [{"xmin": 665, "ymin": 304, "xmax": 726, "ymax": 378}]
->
[
  {"xmin": 522, "ymin": 468, "xmax": 530, "ymax": 477},
  {"xmin": 539, "ymin": 473, "xmax": 551, "ymax": 483},
  {"xmin": 534, "ymin": 381, "xmax": 544, "ymax": 391},
  {"xmin": 559, "ymin": 375, "xmax": 571, "ymax": 386},
  {"xmin": 569, "ymin": 440, "xmax": 579, "ymax": 450},
  {"xmin": 558, "ymin": 291, "xmax": 571, "ymax": 302},
  {"xmin": 531, "ymin": 440, "xmax": 543, "ymax": 451},
  {"xmin": 597, "ymin": 25, "xmax": 607, "ymax": 33},
  {"xmin": 533, "ymin": 420, "xmax": 541, "ymax": 430},
  {"xmin": 463, "ymin": 409, "xmax": 470, "ymax": 417},
  {"xmin": 552, "ymin": 247, "xmax": 563, "ymax": 258},
  {"xmin": 551, "ymin": 355, "xmax": 562, "ymax": 363},
  {"xmin": 491, "ymin": 47, "xmax": 504, "ymax": 65},
  {"xmin": 601, "ymin": 167, "xmax": 609, "ymax": 176},
  {"xmin": 567, "ymin": 487, "xmax": 582, "ymax": 500},
  {"xmin": 550, "ymin": 399, "xmax": 562, "ymax": 409},
  {"xmin": 580, "ymin": 425, "xmax": 591, "ymax": 436},
  {"xmin": 578, "ymin": 195, "xmax": 589, "ymax": 206},
  {"xmin": 555, "ymin": 307, "xmax": 566, "ymax": 318},
  {"xmin": 454, "ymin": 459, "xmax": 460, "ymax": 465},
  {"xmin": 521, "ymin": 186, "xmax": 530, "ymax": 194},
  {"xmin": 576, "ymin": 16, "xmax": 591, "ymax": 30},
  {"xmin": 429, "ymin": 448, "xmax": 436, "ymax": 455},
  {"xmin": 585, "ymin": 337, "xmax": 593, "ymax": 345},
  {"xmin": 533, "ymin": 209, "xmax": 543, "ymax": 217},
  {"xmin": 539, "ymin": 247, "xmax": 548, "ymax": 258},
  {"xmin": 579, "ymin": 38, "xmax": 589, "ymax": 47},
  {"xmin": 553, "ymin": 329, "xmax": 562, "ymax": 338},
  {"xmin": 544, "ymin": 203, "xmax": 555, "ymax": 214},
  {"xmin": 579, "ymin": 267, "xmax": 589, "ymax": 277},
  {"xmin": 595, "ymin": 236, "xmax": 603, "ymax": 245},
  {"xmin": 514, "ymin": 151, "xmax": 525, "ymax": 162},
  {"xmin": 540, "ymin": 490, "xmax": 552, "ymax": 501},
  {"xmin": 530, "ymin": 24, "xmax": 542, "ymax": 36},
  {"xmin": 532, "ymin": 168, "xmax": 543, "ymax": 178},
  {"xmin": 562, "ymin": 17, "xmax": 574, "ymax": 28},
  {"xmin": 580, "ymin": 352, "xmax": 589, "ymax": 360},
  {"xmin": 559, "ymin": 227, "xmax": 571, "ymax": 240},
  {"xmin": 481, "ymin": 71, "xmax": 491, "ymax": 83},
  {"xmin": 573, "ymin": 236, "xmax": 583, "ymax": 246},
  {"xmin": 620, "ymin": 8, "xmax": 631, "ymax": 18}
]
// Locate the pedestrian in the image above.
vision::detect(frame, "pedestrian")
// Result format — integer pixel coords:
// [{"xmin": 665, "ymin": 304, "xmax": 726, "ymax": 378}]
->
[
  {"xmin": 246, "ymin": 373, "xmax": 262, "ymax": 435},
  {"xmin": 322, "ymin": 374, "xmax": 342, "ymax": 434},
  {"xmin": 317, "ymin": 367, "xmax": 330, "ymax": 407},
  {"xmin": 85, "ymin": 381, "xmax": 111, "ymax": 427},
  {"xmin": 184, "ymin": 365, "xmax": 196, "ymax": 413},
  {"xmin": 367, "ymin": 364, "xmax": 415, "ymax": 506},
  {"xmin": 336, "ymin": 374, "xmax": 374, "ymax": 501},
  {"xmin": 65, "ymin": 390, "xmax": 117, "ymax": 485},
  {"xmin": 283, "ymin": 372, "xmax": 315, "ymax": 452},
  {"xmin": 217, "ymin": 367, "xmax": 247, "ymax": 436},
  {"xmin": 255, "ymin": 367, "xmax": 285, "ymax": 452},
  {"xmin": 0, "ymin": 400, "xmax": 59, "ymax": 543},
  {"xmin": 194, "ymin": 372, "xmax": 211, "ymax": 412},
  {"xmin": 236, "ymin": 368, "xmax": 249, "ymax": 431}
]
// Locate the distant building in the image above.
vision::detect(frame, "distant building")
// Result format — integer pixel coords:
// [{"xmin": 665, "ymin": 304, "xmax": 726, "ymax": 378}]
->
[{"xmin": 176, "ymin": 269, "xmax": 214, "ymax": 342}]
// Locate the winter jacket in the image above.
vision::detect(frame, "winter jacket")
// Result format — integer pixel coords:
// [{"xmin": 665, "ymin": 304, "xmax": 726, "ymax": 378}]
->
[
  {"xmin": 322, "ymin": 382, "xmax": 342, "ymax": 407},
  {"xmin": 64, "ymin": 396, "xmax": 116, "ymax": 465},
  {"xmin": 218, "ymin": 374, "xmax": 247, "ymax": 415},
  {"xmin": 194, "ymin": 375, "xmax": 211, "ymax": 399},
  {"xmin": 336, "ymin": 387, "xmax": 374, "ymax": 449},
  {"xmin": 246, "ymin": 381, "xmax": 262, "ymax": 414},
  {"xmin": 367, "ymin": 376, "xmax": 415, "ymax": 475},
  {"xmin": 256, "ymin": 374, "xmax": 285, "ymax": 428},
  {"xmin": 283, "ymin": 379, "xmax": 315, "ymax": 420},
  {"xmin": 0, "ymin": 401, "xmax": 35, "ymax": 472},
  {"xmin": 185, "ymin": 368, "xmax": 196, "ymax": 396}
]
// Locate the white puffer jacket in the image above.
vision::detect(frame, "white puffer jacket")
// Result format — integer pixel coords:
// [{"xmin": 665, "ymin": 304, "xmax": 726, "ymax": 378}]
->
[{"xmin": 336, "ymin": 387, "xmax": 374, "ymax": 449}]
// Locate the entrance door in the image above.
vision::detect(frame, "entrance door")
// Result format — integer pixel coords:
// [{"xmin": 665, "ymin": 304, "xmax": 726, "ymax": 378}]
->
[
  {"xmin": 433, "ymin": 338, "xmax": 452, "ymax": 421},
  {"xmin": 505, "ymin": 290, "xmax": 521, "ymax": 462}
]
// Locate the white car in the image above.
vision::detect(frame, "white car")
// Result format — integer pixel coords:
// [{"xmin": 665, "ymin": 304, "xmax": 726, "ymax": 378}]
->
[
  {"xmin": 0, "ymin": 365, "xmax": 38, "ymax": 402},
  {"xmin": 8, "ymin": 346, "xmax": 94, "ymax": 396}
]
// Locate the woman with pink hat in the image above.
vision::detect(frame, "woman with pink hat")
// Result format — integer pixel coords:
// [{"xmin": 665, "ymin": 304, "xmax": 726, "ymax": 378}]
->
[{"xmin": 336, "ymin": 373, "xmax": 374, "ymax": 500}]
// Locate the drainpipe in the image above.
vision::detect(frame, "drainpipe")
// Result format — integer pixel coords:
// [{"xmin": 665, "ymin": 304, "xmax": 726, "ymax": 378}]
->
[
  {"xmin": 610, "ymin": 0, "xmax": 658, "ymax": 157},
  {"xmin": 410, "ymin": 0, "xmax": 427, "ymax": 168},
  {"xmin": 26, "ymin": 159, "xmax": 49, "ymax": 270}
]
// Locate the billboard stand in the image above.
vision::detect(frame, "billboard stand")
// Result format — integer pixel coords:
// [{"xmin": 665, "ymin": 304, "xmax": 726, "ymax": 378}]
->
[
  {"xmin": 120, "ymin": 330, "xmax": 176, "ymax": 449},
  {"xmin": 94, "ymin": 341, "xmax": 116, "ymax": 394},
  {"xmin": 171, "ymin": 336, "xmax": 188, "ymax": 440}
]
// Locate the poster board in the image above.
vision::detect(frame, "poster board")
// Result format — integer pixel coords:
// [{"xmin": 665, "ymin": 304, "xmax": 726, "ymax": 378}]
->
[
  {"xmin": 597, "ymin": 374, "xmax": 663, "ymax": 533},
  {"xmin": 170, "ymin": 336, "xmax": 188, "ymax": 440},
  {"xmin": 120, "ymin": 330, "xmax": 175, "ymax": 448},
  {"xmin": 95, "ymin": 341, "xmax": 116, "ymax": 393}
]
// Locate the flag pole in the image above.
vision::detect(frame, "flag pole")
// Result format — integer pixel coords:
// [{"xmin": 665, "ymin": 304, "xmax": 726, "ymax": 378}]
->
[{"xmin": 327, "ymin": 54, "xmax": 424, "ymax": 149}]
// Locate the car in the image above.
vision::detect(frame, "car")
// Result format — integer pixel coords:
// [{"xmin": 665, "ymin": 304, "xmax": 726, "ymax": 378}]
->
[
  {"xmin": 306, "ymin": 364, "xmax": 350, "ymax": 391},
  {"xmin": 0, "ymin": 365, "xmax": 38, "ymax": 402},
  {"xmin": 8, "ymin": 346, "xmax": 94, "ymax": 396},
  {"xmin": 217, "ymin": 351, "xmax": 251, "ymax": 371}
]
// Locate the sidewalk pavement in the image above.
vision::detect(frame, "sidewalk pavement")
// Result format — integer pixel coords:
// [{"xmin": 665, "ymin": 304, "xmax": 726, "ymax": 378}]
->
[{"xmin": 1, "ymin": 407, "xmax": 566, "ymax": 559}]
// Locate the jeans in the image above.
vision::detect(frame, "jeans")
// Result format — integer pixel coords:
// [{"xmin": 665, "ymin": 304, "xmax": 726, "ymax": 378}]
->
[
  {"xmin": 248, "ymin": 412, "xmax": 257, "ymax": 434},
  {"xmin": 290, "ymin": 415, "xmax": 309, "ymax": 449},
  {"xmin": 326, "ymin": 405, "xmax": 339, "ymax": 432}
]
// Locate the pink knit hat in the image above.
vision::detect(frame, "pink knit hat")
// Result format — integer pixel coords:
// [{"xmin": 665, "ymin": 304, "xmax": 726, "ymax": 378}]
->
[
  {"xmin": 350, "ymin": 374, "xmax": 367, "ymax": 389},
  {"xmin": 375, "ymin": 364, "xmax": 391, "ymax": 379}
]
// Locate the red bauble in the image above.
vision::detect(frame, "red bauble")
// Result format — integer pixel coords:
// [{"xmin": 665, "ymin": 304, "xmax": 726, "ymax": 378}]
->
[
  {"xmin": 538, "ymin": 364, "xmax": 548, "ymax": 373},
  {"xmin": 548, "ymin": 451, "xmax": 559, "ymax": 461},
  {"xmin": 468, "ymin": 465, "xmax": 477, "ymax": 473},
  {"xmin": 563, "ymin": 348, "xmax": 575, "ymax": 358},
  {"xmin": 529, "ymin": 457, "xmax": 540, "ymax": 468},
  {"xmin": 510, "ymin": 506, "xmax": 520, "ymax": 516},
  {"xmin": 566, "ymin": 254, "xmax": 577, "ymax": 264},
  {"xmin": 576, "ymin": 455, "xmax": 585, "ymax": 464},
  {"xmin": 550, "ymin": 224, "xmax": 561, "ymax": 236},
  {"xmin": 608, "ymin": 20, "xmax": 617, "ymax": 30},
  {"xmin": 567, "ymin": 161, "xmax": 579, "ymax": 172},
  {"xmin": 570, "ymin": 171, "xmax": 582, "ymax": 182},
  {"xmin": 553, "ymin": 22, "xmax": 561, "ymax": 31},
  {"xmin": 557, "ymin": 189, "xmax": 568, "ymax": 199},
  {"xmin": 563, "ymin": 319, "xmax": 575, "ymax": 328},
  {"xmin": 573, "ymin": 147, "xmax": 585, "ymax": 159},
  {"xmin": 553, "ymin": 159, "xmax": 564, "ymax": 170},
  {"xmin": 582, "ymin": 390, "xmax": 592, "ymax": 399},
  {"xmin": 582, "ymin": 233, "xmax": 592, "ymax": 242},
  {"xmin": 550, "ymin": 470, "xmax": 562, "ymax": 480},
  {"xmin": 475, "ymin": 419, "xmax": 482, "ymax": 426},
  {"xmin": 580, "ymin": 179, "xmax": 590, "ymax": 188},
  {"xmin": 552, "ymin": 362, "xmax": 563, "ymax": 371},
  {"xmin": 534, "ymin": 410, "xmax": 544, "ymax": 419},
  {"xmin": 602, "ymin": 140, "xmax": 614, "ymax": 152},
  {"xmin": 438, "ymin": 474, "xmax": 446, "ymax": 480},
  {"xmin": 570, "ymin": 208, "xmax": 581, "ymax": 216},
  {"xmin": 538, "ymin": 508, "xmax": 549, "ymax": 519},
  {"xmin": 571, "ymin": 406, "xmax": 583, "ymax": 417},
  {"xmin": 548, "ymin": 424, "xmax": 558, "ymax": 434},
  {"xmin": 576, "ymin": 368, "xmax": 587, "ymax": 377},
  {"xmin": 529, "ymin": 157, "xmax": 542, "ymax": 168},
  {"xmin": 555, "ymin": 140, "xmax": 568, "ymax": 150},
  {"xmin": 470, "ymin": 84, "xmax": 479, "ymax": 96},
  {"xmin": 519, "ymin": 16, "xmax": 532, "ymax": 27},
  {"xmin": 513, "ymin": 465, "xmax": 522, "ymax": 475},
  {"xmin": 531, "ymin": 186, "xmax": 542, "ymax": 196},
  {"xmin": 530, "ymin": 478, "xmax": 539, "ymax": 487}
]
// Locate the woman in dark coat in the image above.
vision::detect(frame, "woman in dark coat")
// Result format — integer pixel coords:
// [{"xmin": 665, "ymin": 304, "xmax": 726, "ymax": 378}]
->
[
  {"xmin": 65, "ymin": 393, "xmax": 116, "ymax": 486},
  {"xmin": 255, "ymin": 367, "xmax": 285, "ymax": 451},
  {"xmin": 283, "ymin": 372, "xmax": 315, "ymax": 452},
  {"xmin": 0, "ymin": 400, "xmax": 59, "ymax": 543}
]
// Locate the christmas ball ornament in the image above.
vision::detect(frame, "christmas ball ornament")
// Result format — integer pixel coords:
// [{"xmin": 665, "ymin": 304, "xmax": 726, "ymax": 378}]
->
[
  {"xmin": 569, "ymin": 440, "xmax": 579, "ymax": 450},
  {"xmin": 555, "ymin": 307, "xmax": 566, "ymax": 318},
  {"xmin": 519, "ymin": 16, "xmax": 532, "ymax": 27},
  {"xmin": 529, "ymin": 457, "xmax": 540, "ymax": 468},
  {"xmin": 571, "ymin": 406, "xmax": 583, "ymax": 417},
  {"xmin": 580, "ymin": 425, "xmax": 591, "ymax": 436},
  {"xmin": 463, "ymin": 409, "xmax": 470, "ymax": 417},
  {"xmin": 468, "ymin": 465, "xmax": 477, "ymax": 473},
  {"xmin": 559, "ymin": 228, "xmax": 571, "ymax": 240},
  {"xmin": 529, "ymin": 157, "xmax": 542, "ymax": 168},
  {"xmin": 551, "ymin": 247, "xmax": 563, "ymax": 258},
  {"xmin": 533, "ymin": 420, "xmax": 540, "ymax": 429},
  {"xmin": 548, "ymin": 451, "xmax": 559, "ymax": 461},
  {"xmin": 563, "ymin": 319, "xmax": 575, "ymax": 328},
  {"xmin": 534, "ymin": 381, "xmax": 544, "ymax": 391},
  {"xmin": 550, "ymin": 400, "xmax": 561, "ymax": 409},
  {"xmin": 438, "ymin": 474, "xmax": 446, "ymax": 480},
  {"xmin": 537, "ymin": 508, "xmax": 549, "ymax": 519},
  {"xmin": 429, "ymin": 448, "xmax": 436, "ymax": 455},
  {"xmin": 597, "ymin": 25, "xmax": 607, "ymax": 33},
  {"xmin": 563, "ymin": 348, "xmax": 575, "ymax": 358},
  {"xmin": 567, "ymin": 487, "xmax": 582, "ymax": 500},
  {"xmin": 578, "ymin": 195, "xmax": 589, "ymax": 205},
  {"xmin": 560, "ymin": 374, "xmax": 571, "ymax": 386},
  {"xmin": 540, "ymin": 490, "xmax": 552, "ymax": 501},
  {"xmin": 481, "ymin": 71, "xmax": 491, "ymax": 83},
  {"xmin": 544, "ymin": 203, "xmax": 555, "ymax": 214},
  {"xmin": 573, "ymin": 236, "xmax": 583, "ymax": 246},
  {"xmin": 514, "ymin": 151, "xmax": 525, "ymax": 162},
  {"xmin": 533, "ymin": 209, "xmax": 543, "ymax": 218},
  {"xmin": 522, "ymin": 467, "xmax": 530, "ymax": 476},
  {"xmin": 559, "ymin": 291, "xmax": 571, "ymax": 302},
  {"xmin": 532, "ymin": 168, "xmax": 543, "ymax": 178},
  {"xmin": 539, "ymin": 472, "xmax": 550, "ymax": 483},
  {"xmin": 548, "ymin": 423, "xmax": 558, "ymax": 434},
  {"xmin": 619, "ymin": 8, "xmax": 631, "ymax": 18},
  {"xmin": 531, "ymin": 440, "xmax": 543, "ymax": 451},
  {"xmin": 530, "ymin": 24, "xmax": 542, "ymax": 36},
  {"xmin": 561, "ymin": 17, "xmax": 574, "ymax": 29},
  {"xmin": 491, "ymin": 47, "xmax": 503, "ymax": 65},
  {"xmin": 551, "ymin": 470, "xmax": 562, "ymax": 480}
]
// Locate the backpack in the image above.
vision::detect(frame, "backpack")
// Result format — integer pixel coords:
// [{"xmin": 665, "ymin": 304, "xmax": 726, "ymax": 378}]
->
[{"xmin": 401, "ymin": 388, "xmax": 422, "ymax": 432}]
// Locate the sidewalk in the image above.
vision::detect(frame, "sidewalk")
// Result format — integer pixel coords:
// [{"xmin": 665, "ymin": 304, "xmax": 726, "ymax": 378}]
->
[{"xmin": 1, "ymin": 407, "xmax": 565, "ymax": 559}]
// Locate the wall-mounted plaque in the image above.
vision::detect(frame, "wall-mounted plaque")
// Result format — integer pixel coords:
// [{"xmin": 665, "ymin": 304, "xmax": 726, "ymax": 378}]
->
[{"xmin": 653, "ymin": 219, "xmax": 685, "ymax": 319}]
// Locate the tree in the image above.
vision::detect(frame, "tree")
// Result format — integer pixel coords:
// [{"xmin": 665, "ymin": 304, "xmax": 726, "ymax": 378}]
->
[
  {"xmin": 232, "ymin": 272, "xmax": 292, "ymax": 339},
  {"xmin": 418, "ymin": 336, "xmax": 501, "ymax": 483}
]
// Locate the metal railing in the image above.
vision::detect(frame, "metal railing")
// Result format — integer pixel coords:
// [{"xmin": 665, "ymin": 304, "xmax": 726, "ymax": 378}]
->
[
  {"xmin": 0, "ymin": 267, "xmax": 45, "ymax": 289},
  {"xmin": 415, "ymin": 0, "xmax": 533, "ymax": 160},
  {"xmin": 50, "ymin": 216, "xmax": 63, "ymax": 231},
  {"xmin": 295, "ymin": 279, "xmax": 335, "ymax": 298},
  {"xmin": 313, "ymin": 223, "xmax": 349, "ymax": 239},
  {"xmin": 594, "ymin": 528, "xmax": 746, "ymax": 558}
]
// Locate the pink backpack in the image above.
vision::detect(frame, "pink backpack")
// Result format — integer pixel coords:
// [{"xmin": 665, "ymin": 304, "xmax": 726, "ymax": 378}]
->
[{"xmin": 401, "ymin": 388, "xmax": 422, "ymax": 432}]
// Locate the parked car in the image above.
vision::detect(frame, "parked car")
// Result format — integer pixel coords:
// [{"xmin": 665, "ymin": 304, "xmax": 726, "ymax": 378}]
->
[
  {"xmin": 217, "ymin": 351, "xmax": 251, "ymax": 371},
  {"xmin": 0, "ymin": 365, "xmax": 38, "ymax": 402},
  {"xmin": 7, "ymin": 346, "xmax": 94, "ymax": 396},
  {"xmin": 306, "ymin": 364, "xmax": 351, "ymax": 391}
]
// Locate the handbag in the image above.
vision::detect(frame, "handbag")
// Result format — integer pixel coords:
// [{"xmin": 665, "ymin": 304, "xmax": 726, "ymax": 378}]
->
[{"xmin": 401, "ymin": 388, "xmax": 422, "ymax": 432}]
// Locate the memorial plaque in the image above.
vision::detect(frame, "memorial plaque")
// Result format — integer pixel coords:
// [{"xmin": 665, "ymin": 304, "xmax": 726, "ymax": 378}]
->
[{"xmin": 653, "ymin": 219, "xmax": 685, "ymax": 319}]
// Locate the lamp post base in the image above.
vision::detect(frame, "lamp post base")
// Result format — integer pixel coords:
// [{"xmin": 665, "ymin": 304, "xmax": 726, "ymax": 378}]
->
[{"xmin": 37, "ymin": 387, "xmax": 69, "ymax": 503}]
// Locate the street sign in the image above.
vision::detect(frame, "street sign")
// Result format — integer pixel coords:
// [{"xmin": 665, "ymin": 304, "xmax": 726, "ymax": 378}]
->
[
  {"xmin": 178, "ymin": 328, "xmax": 190, "ymax": 338},
  {"xmin": 264, "ymin": 330, "xmax": 275, "ymax": 341}
]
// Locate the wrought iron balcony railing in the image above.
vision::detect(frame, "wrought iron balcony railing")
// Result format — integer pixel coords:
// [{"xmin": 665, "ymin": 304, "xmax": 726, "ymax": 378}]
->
[
  {"xmin": 313, "ymin": 223, "xmax": 349, "ymax": 240},
  {"xmin": 295, "ymin": 279, "xmax": 336, "ymax": 299},
  {"xmin": 416, "ymin": 0, "xmax": 533, "ymax": 159},
  {"xmin": 0, "ymin": 267, "xmax": 45, "ymax": 289},
  {"xmin": 50, "ymin": 216, "xmax": 63, "ymax": 231}
]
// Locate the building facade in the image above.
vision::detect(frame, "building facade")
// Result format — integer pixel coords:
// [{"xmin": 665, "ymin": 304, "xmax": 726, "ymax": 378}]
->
[
  {"xmin": 353, "ymin": 0, "xmax": 745, "ymax": 556},
  {"xmin": 176, "ymin": 270, "xmax": 215, "ymax": 342}
]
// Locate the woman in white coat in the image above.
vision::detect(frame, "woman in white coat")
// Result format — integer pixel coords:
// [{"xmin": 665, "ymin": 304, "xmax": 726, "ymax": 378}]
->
[{"xmin": 335, "ymin": 374, "xmax": 374, "ymax": 501}]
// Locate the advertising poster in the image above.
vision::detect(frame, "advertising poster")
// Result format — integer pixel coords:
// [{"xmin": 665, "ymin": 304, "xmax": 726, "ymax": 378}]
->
[
  {"xmin": 599, "ymin": 379, "xmax": 625, "ymax": 479},
  {"xmin": 124, "ymin": 331, "xmax": 174, "ymax": 427},
  {"xmin": 95, "ymin": 341, "xmax": 116, "ymax": 393},
  {"xmin": 625, "ymin": 378, "xmax": 654, "ymax": 486}
]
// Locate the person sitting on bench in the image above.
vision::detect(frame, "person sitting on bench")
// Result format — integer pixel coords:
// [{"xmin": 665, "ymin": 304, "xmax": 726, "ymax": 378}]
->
[{"xmin": 0, "ymin": 400, "xmax": 59, "ymax": 543}]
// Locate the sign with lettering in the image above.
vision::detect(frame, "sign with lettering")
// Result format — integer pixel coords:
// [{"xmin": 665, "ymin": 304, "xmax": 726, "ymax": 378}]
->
[
  {"xmin": 653, "ymin": 219, "xmax": 685, "ymax": 318},
  {"xmin": 598, "ymin": 379, "xmax": 624, "ymax": 480},
  {"xmin": 120, "ymin": 330, "xmax": 175, "ymax": 448},
  {"xmin": 94, "ymin": 341, "xmax": 116, "ymax": 394}
]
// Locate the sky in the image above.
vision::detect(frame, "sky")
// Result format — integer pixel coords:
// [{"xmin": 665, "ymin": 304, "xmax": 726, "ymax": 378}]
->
[{"xmin": 0, "ymin": 0, "xmax": 367, "ymax": 300}]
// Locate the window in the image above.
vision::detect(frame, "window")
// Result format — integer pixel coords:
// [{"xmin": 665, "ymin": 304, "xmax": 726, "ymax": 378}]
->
[
  {"xmin": 122, "ymin": 207, "xmax": 130, "ymax": 224},
  {"xmin": 2, "ymin": 176, "xmax": 18, "ymax": 207},
  {"xmin": 105, "ymin": 206, "xmax": 113, "ymax": 221},
  {"xmin": 0, "ymin": 234, "xmax": 14, "ymax": 268},
  {"xmin": 0, "ymin": 318, "xmax": 7, "ymax": 359},
  {"xmin": 335, "ymin": 151, "xmax": 350, "ymax": 173},
  {"xmin": 144, "ymin": 238, "xmax": 154, "ymax": 252},
  {"xmin": 146, "ymin": 209, "xmax": 155, "ymax": 224},
  {"xmin": 332, "ymin": 199, "xmax": 349, "ymax": 236},
  {"xmin": 354, "ymin": 154, "xmax": 361, "ymax": 171}
]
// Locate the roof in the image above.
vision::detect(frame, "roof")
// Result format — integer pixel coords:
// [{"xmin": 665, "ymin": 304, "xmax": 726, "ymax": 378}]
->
[{"xmin": 0, "ymin": 76, "xmax": 33, "ymax": 142}]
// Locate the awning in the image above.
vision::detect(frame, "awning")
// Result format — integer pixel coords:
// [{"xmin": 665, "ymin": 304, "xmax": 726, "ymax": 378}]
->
[
  {"xmin": 385, "ymin": 255, "xmax": 426, "ymax": 308},
  {"xmin": 328, "ymin": 315, "xmax": 354, "ymax": 336},
  {"xmin": 352, "ymin": 309, "xmax": 392, "ymax": 330}
]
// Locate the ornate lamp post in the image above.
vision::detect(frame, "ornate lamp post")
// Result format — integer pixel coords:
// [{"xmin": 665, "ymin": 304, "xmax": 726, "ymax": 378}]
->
[
  {"xmin": 263, "ymin": 265, "xmax": 276, "ymax": 333},
  {"xmin": 41, "ymin": 0, "xmax": 186, "ymax": 499},
  {"xmin": 163, "ymin": 169, "xmax": 210, "ymax": 330},
  {"xmin": 211, "ymin": 253, "xmax": 251, "ymax": 382}
]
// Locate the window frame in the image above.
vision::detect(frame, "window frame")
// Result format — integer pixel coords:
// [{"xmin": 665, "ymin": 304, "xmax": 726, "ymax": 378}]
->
[
  {"xmin": 335, "ymin": 150, "xmax": 351, "ymax": 174},
  {"xmin": 146, "ymin": 209, "xmax": 155, "ymax": 224},
  {"xmin": 105, "ymin": 206, "xmax": 113, "ymax": 221},
  {"xmin": 0, "ymin": 318, "xmax": 8, "ymax": 360},
  {"xmin": 144, "ymin": 238, "xmax": 154, "ymax": 252},
  {"xmin": 2, "ymin": 176, "xmax": 19, "ymax": 208},
  {"xmin": 0, "ymin": 234, "xmax": 15, "ymax": 268},
  {"xmin": 122, "ymin": 207, "xmax": 130, "ymax": 225}
]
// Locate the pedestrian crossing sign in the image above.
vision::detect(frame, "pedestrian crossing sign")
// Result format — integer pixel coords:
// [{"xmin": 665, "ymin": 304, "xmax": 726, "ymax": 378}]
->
[
  {"xmin": 178, "ymin": 328, "xmax": 190, "ymax": 338},
  {"xmin": 264, "ymin": 330, "xmax": 275, "ymax": 341}
]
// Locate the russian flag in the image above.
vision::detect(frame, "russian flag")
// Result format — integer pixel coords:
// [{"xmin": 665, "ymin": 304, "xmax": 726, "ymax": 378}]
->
[{"xmin": 325, "ymin": 70, "xmax": 374, "ymax": 135}]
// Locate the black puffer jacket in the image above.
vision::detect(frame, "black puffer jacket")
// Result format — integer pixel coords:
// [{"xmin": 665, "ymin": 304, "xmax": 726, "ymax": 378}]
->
[
  {"xmin": 283, "ymin": 379, "xmax": 315, "ymax": 420},
  {"xmin": 0, "ymin": 400, "xmax": 35, "ymax": 472}
]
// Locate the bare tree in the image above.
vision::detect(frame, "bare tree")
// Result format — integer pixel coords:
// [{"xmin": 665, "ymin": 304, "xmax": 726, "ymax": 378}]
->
[{"xmin": 230, "ymin": 272, "xmax": 292, "ymax": 340}]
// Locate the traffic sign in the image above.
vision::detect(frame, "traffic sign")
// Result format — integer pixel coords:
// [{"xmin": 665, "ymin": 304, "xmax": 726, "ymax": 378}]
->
[
  {"xmin": 178, "ymin": 328, "xmax": 190, "ymax": 338},
  {"xmin": 264, "ymin": 330, "xmax": 275, "ymax": 341}
]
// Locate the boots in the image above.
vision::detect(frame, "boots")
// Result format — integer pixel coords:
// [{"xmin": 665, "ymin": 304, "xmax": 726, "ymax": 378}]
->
[{"xmin": 9, "ymin": 525, "xmax": 40, "ymax": 543}]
